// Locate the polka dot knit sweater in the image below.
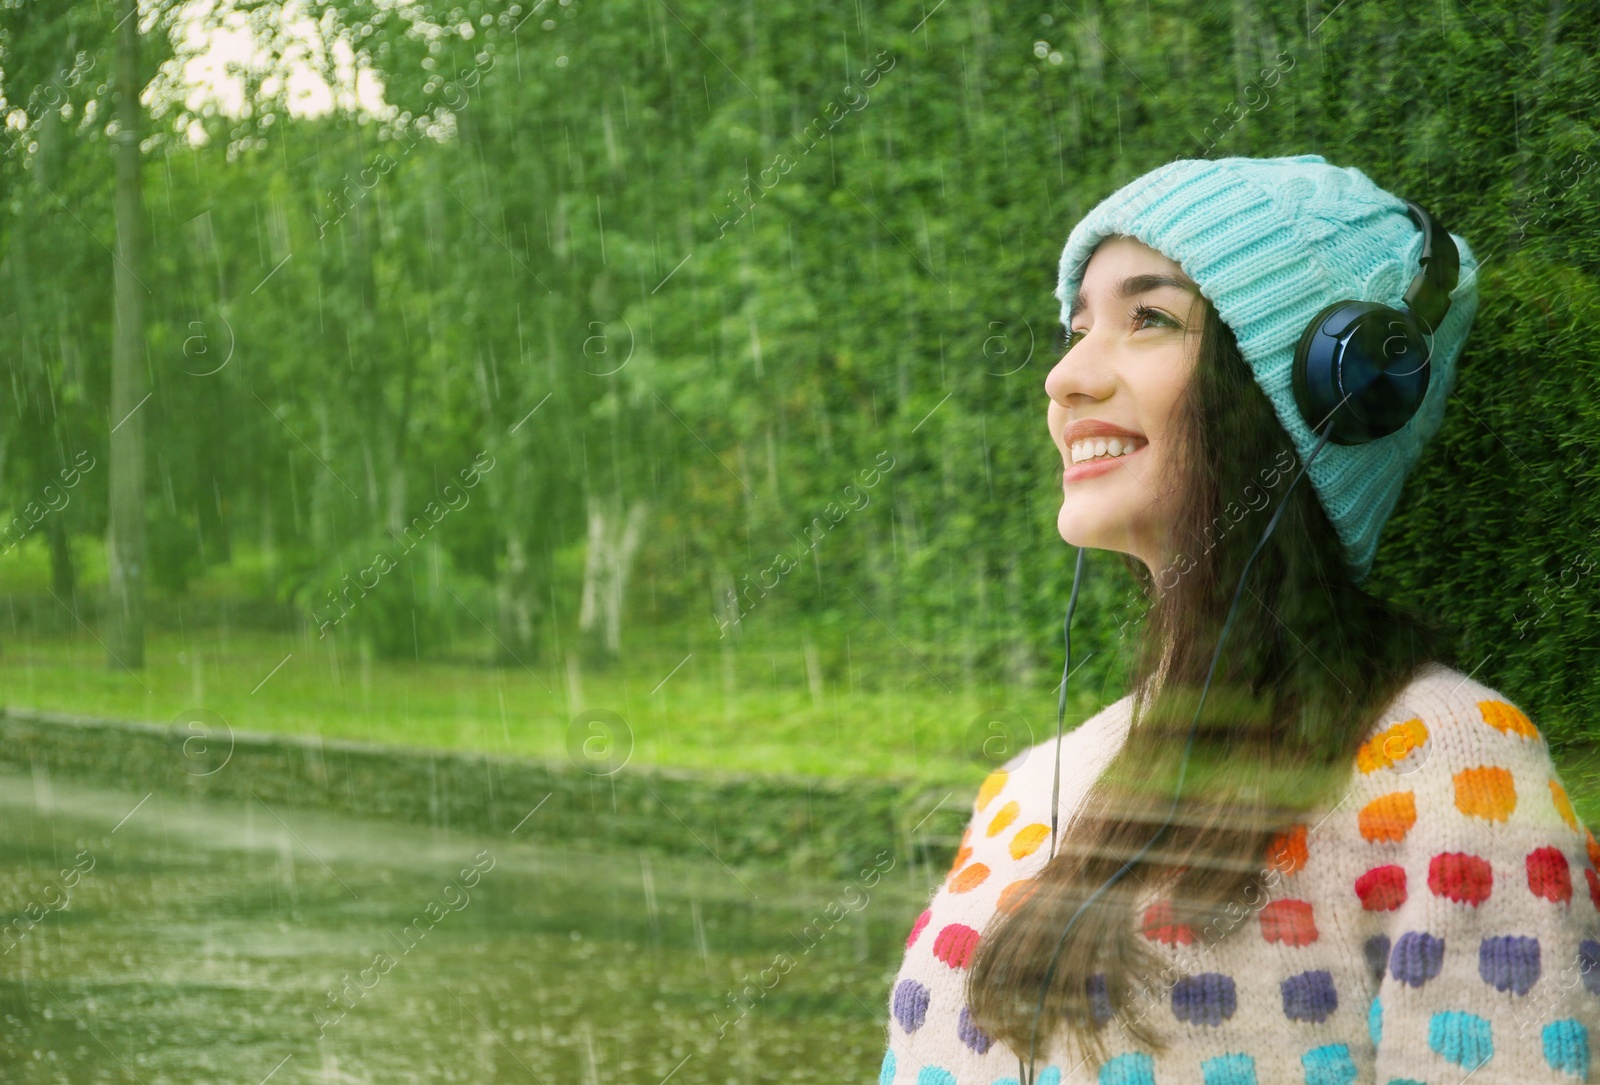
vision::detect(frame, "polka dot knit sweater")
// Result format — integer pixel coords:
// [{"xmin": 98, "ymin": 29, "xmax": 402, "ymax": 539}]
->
[{"xmin": 879, "ymin": 662, "xmax": 1600, "ymax": 1085}]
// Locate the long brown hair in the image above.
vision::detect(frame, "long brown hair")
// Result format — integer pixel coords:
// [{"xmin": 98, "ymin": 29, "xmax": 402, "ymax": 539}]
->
[{"xmin": 964, "ymin": 263, "xmax": 1452, "ymax": 1070}]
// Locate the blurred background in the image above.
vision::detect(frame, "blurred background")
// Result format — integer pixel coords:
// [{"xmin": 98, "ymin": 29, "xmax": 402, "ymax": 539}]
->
[{"xmin": 0, "ymin": 0, "xmax": 1597, "ymax": 1080}]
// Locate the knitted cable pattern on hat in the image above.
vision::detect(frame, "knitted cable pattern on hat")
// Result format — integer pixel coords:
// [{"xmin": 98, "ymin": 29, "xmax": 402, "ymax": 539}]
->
[{"xmin": 1052, "ymin": 154, "xmax": 1482, "ymax": 582}]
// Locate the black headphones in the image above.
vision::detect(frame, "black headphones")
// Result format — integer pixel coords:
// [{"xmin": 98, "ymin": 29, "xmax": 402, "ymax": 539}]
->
[
  {"xmin": 1290, "ymin": 198, "xmax": 1460, "ymax": 445},
  {"xmin": 1020, "ymin": 198, "xmax": 1458, "ymax": 1084}
]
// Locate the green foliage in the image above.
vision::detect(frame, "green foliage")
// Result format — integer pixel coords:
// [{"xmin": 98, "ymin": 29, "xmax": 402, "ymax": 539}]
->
[{"xmin": 1, "ymin": 0, "xmax": 1598, "ymax": 740}]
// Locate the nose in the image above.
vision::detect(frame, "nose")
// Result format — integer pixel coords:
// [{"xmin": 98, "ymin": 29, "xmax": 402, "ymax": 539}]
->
[{"xmin": 1044, "ymin": 327, "xmax": 1116, "ymax": 408}]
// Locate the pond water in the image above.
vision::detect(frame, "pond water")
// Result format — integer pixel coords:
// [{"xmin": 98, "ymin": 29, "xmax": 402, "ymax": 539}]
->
[{"xmin": 0, "ymin": 768, "xmax": 936, "ymax": 1083}]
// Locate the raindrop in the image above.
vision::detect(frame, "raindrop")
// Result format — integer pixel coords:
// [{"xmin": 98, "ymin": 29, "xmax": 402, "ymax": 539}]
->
[
  {"xmin": 1033, "ymin": 41, "xmax": 1050, "ymax": 59},
  {"xmin": 1049, "ymin": 51, "xmax": 1064, "ymax": 65},
  {"xmin": 556, "ymin": 56, "xmax": 569, "ymax": 68}
]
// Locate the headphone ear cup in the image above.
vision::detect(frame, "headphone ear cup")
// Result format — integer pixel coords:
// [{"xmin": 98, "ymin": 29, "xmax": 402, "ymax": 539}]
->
[{"xmin": 1293, "ymin": 300, "xmax": 1431, "ymax": 445}]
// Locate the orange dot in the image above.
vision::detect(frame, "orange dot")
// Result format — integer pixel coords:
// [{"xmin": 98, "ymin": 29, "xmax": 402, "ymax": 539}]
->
[
  {"xmin": 977, "ymin": 770, "xmax": 1008, "ymax": 811},
  {"xmin": 1359, "ymin": 792, "xmax": 1418, "ymax": 843},
  {"xmin": 1551, "ymin": 780, "xmax": 1580, "ymax": 832},
  {"xmin": 996, "ymin": 879, "xmax": 1036, "ymax": 915},
  {"xmin": 1587, "ymin": 829, "xmax": 1600, "ymax": 871},
  {"xmin": 1011, "ymin": 823, "xmax": 1051, "ymax": 860},
  {"xmin": 1267, "ymin": 823, "xmax": 1309, "ymax": 875},
  {"xmin": 1479, "ymin": 700, "xmax": 1539, "ymax": 741},
  {"xmin": 950, "ymin": 862, "xmax": 990, "ymax": 893},
  {"xmin": 1356, "ymin": 718, "xmax": 1429, "ymax": 773},
  {"xmin": 987, "ymin": 800, "xmax": 1020, "ymax": 837},
  {"xmin": 947, "ymin": 844, "xmax": 972, "ymax": 876},
  {"xmin": 1455, "ymin": 766, "xmax": 1517, "ymax": 822}
]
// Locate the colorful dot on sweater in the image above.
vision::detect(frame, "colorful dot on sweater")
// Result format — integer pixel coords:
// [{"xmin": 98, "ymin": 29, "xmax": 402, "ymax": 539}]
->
[
  {"xmin": 1577, "ymin": 940, "xmax": 1600, "ymax": 996},
  {"xmin": 1301, "ymin": 1043, "xmax": 1357, "ymax": 1085},
  {"xmin": 986, "ymin": 800, "xmax": 1020, "ymax": 837},
  {"xmin": 1428, "ymin": 852, "xmax": 1493, "ymax": 905},
  {"xmin": 1428, "ymin": 1010, "xmax": 1493, "ymax": 1069},
  {"xmin": 1355, "ymin": 865, "xmax": 1408, "ymax": 911},
  {"xmin": 976, "ymin": 770, "xmax": 1007, "ymax": 811},
  {"xmin": 1087, "ymin": 973, "xmax": 1114, "ymax": 1027},
  {"xmin": 947, "ymin": 845, "xmax": 973, "ymax": 876},
  {"xmin": 1587, "ymin": 828, "xmax": 1600, "ymax": 868},
  {"xmin": 1454, "ymin": 766, "xmax": 1517, "ymax": 822},
  {"xmin": 1544, "ymin": 1019, "xmax": 1591, "ymax": 1078},
  {"xmin": 1479, "ymin": 700, "xmax": 1538, "ymax": 740},
  {"xmin": 1142, "ymin": 900, "xmax": 1197, "ymax": 945},
  {"xmin": 1171, "ymin": 973, "xmax": 1237, "ymax": 1026},
  {"xmin": 931, "ymin": 923, "xmax": 981, "ymax": 969},
  {"xmin": 950, "ymin": 862, "xmax": 990, "ymax": 894},
  {"xmin": 1390, "ymin": 931, "xmax": 1445, "ymax": 987},
  {"xmin": 892, "ymin": 979, "xmax": 930, "ymax": 1032},
  {"xmin": 1527, "ymin": 846, "xmax": 1573, "ymax": 903},
  {"xmin": 995, "ymin": 879, "xmax": 1035, "ymax": 915},
  {"xmin": 1010, "ymin": 823, "xmax": 1050, "ymax": 860},
  {"xmin": 1200, "ymin": 1052, "xmax": 1256, "ymax": 1085},
  {"xmin": 1369, "ymin": 997, "xmax": 1382, "ymax": 1045},
  {"xmin": 906, "ymin": 908, "xmax": 931, "ymax": 948},
  {"xmin": 1364, "ymin": 934, "xmax": 1391, "ymax": 981},
  {"xmin": 1281, "ymin": 970, "xmax": 1338, "ymax": 1022},
  {"xmin": 915, "ymin": 1068, "xmax": 956, "ymax": 1085},
  {"xmin": 1551, "ymin": 780, "xmax": 1580, "ymax": 831},
  {"xmin": 878, "ymin": 1048, "xmax": 895, "ymax": 1085},
  {"xmin": 1357, "ymin": 718, "xmax": 1428, "ymax": 773},
  {"xmin": 957, "ymin": 1005, "xmax": 993, "ymax": 1054},
  {"xmin": 1585, "ymin": 867, "xmax": 1600, "ymax": 910},
  {"xmin": 1098, "ymin": 1052, "xmax": 1154, "ymax": 1085},
  {"xmin": 1259, "ymin": 899, "xmax": 1319, "ymax": 946},
  {"xmin": 1479, "ymin": 935, "xmax": 1540, "ymax": 995},
  {"xmin": 1359, "ymin": 791, "xmax": 1417, "ymax": 843},
  {"xmin": 1268, "ymin": 823, "xmax": 1309, "ymax": 875},
  {"xmin": 1035, "ymin": 1070, "xmax": 1061, "ymax": 1085}
]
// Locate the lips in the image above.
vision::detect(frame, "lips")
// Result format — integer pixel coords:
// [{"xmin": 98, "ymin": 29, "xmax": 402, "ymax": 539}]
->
[{"xmin": 1060, "ymin": 420, "xmax": 1148, "ymax": 468}]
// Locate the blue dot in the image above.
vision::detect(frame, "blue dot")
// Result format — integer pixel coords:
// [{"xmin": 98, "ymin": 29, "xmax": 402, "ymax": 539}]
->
[
  {"xmin": 878, "ymin": 1049, "xmax": 895, "ymax": 1085},
  {"xmin": 915, "ymin": 1068, "xmax": 956, "ymax": 1085},
  {"xmin": 1036, "ymin": 1071, "xmax": 1062, "ymax": 1085},
  {"xmin": 1543, "ymin": 1019, "xmax": 1589, "ymax": 1078},
  {"xmin": 1364, "ymin": 934, "xmax": 1390, "ymax": 981},
  {"xmin": 1428, "ymin": 1011, "xmax": 1493, "ymax": 1070},
  {"xmin": 958, "ymin": 1005, "xmax": 994, "ymax": 1054},
  {"xmin": 893, "ymin": 979, "xmax": 931, "ymax": 1032},
  {"xmin": 1301, "ymin": 1044, "xmax": 1357, "ymax": 1085},
  {"xmin": 1098, "ymin": 1052, "xmax": 1154, "ymax": 1085},
  {"xmin": 1479, "ymin": 935, "xmax": 1540, "ymax": 995},
  {"xmin": 1281, "ymin": 970, "xmax": 1338, "ymax": 1023},
  {"xmin": 1087, "ymin": 972, "xmax": 1114, "ymax": 1026},
  {"xmin": 988, "ymin": 1079, "xmax": 1021, "ymax": 1085},
  {"xmin": 1390, "ymin": 931, "xmax": 1445, "ymax": 987},
  {"xmin": 1172, "ymin": 973, "xmax": 1237, "ymax": 1026},
  {"xmin": 1201, "ymin": 1052, "xmax": 1256, "ymax": 1085},
  {"xmin": 1368, "ymin": 997, "xmax": 1382, "ymax": 1045},
  {"xmin": 1579, "ymin": 940, "xmax": 1600, "ymax": 997}
]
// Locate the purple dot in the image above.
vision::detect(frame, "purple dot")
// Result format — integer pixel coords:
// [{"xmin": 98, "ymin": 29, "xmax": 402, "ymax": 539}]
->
[
  {"xmin": 1580, "ymin": 940, "xmax": 1600, "ymax": 997},
  {"xmin": 957, "ymin": 1005, "xmax": 993, "ymax": 1053},
  {"xmin": 1087, "ymin": 972, "xmax": 1114, "ymax": 1026},
  {"xmin": 1390, "ymin": 931, "xmax": 1446, "ymax": 988},
  {"xmin": 1480, "ymin": 935, "xmax": 1541, "ymax": 995},
  {"xmin": 1281, "ymin": 970, "xmax": 1338, "ymax": 1023},
  {"xmin": 1171, "ymin": 972, "xmax": 1237, "ymax": 1027},
  {"xmin": 1365, "ymin": 934, "xmax": 1391, "ymax": 982},
  {"xmin": 893, "ymin": 978, "xmax": 930, "ymax": 1032}
]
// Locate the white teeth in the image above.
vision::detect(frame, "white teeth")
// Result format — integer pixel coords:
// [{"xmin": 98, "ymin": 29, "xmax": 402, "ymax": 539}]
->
[{"xmin": 1069, "ymin": 436, "xmax": 1144, "ymax": 464}]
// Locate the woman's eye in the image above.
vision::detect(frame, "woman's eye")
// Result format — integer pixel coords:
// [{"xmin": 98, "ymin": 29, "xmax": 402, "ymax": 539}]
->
[{"xmin": 1059, "ymin": 328, "xmax": 1085, "ymax": 351}]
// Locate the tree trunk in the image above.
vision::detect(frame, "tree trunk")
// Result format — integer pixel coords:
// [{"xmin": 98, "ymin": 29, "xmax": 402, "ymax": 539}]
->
[
  {"xmin": 106, "ymin": 0, "xmax": 146, "ymax": 669},
  {"xmin": 495, "ymin": 528, "xmax": 539, "ymax": 663},
  {"xmin": 578, "ymin": 495, "xmax": 648, "ymax": 661}
]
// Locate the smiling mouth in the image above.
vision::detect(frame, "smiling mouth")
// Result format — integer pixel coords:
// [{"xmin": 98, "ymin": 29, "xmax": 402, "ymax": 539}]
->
[{"xmin": 1067, "ymin": 435, "xmax": 1147, "ymax": 465}]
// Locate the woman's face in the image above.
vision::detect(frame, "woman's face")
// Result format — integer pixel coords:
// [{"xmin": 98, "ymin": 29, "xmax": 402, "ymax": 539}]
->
[{"xmin": 1045, "ymin": 235, "xmax": 1205, "ymax": 575}]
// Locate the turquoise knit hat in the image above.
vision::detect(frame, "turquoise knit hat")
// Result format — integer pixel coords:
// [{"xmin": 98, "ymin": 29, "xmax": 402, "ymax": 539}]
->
[{"xmin": 1054, "ymin": 153, "xmax": 1480, "ymax": 583}]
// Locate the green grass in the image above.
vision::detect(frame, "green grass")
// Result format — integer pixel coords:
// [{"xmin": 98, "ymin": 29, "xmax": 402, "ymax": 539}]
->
[{"xmin": 0, "ymin": 622, "xmax": 1081, "ymax": 791}]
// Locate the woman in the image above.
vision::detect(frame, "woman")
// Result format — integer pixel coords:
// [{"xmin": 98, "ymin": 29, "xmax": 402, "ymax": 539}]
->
[{"xmin": 878, "ymin": 155, "xmax": 1600, "ymax": 1085}]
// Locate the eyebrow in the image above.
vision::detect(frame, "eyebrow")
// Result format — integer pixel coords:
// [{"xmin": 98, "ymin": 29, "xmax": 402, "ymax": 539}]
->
[{"xmin": 1068, "ymin": 273, "xmax": 1200, "ymax": 324}]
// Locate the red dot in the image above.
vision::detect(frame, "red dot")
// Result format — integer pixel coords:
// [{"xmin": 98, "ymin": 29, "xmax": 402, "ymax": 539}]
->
[
  {"xmin": 906, "ymin": 908, "xmax": 932, "ymax": 948},
  {"xmin": 1259, "ymin": 899, "xmax": 1319, "ymax": 946},
  {"xmin": 1355, "ymin": 865, "xmax": 1408, "ymax": 911},
  {"xmin": 932, "ymin": 923, "xmax": 981, "ymax": 969},
  {"xmin": 1140, "ymin": 900, "xmax": 1196, "ymax": 945},
  {"xmin": 1526, "ymin": 847, "xmax": 1573, "ymax": 904},
  {"xmin": 1428, "ymin": 852, "xmax": 1493, "ymax": 906},
  {"xmin": 1586, "ymin": 867, "xmax": 1600, "ymax": 911}
]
